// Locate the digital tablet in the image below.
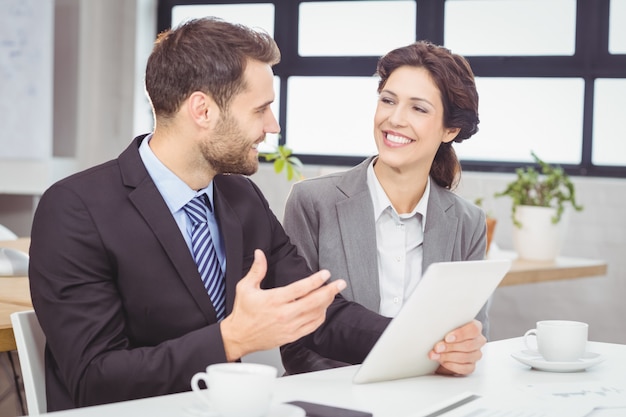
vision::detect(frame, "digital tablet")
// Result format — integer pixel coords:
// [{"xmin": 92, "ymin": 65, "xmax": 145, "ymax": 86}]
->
[{"xmin": 353, "ymin": 259, "xmax": 511, "ymax": 384}]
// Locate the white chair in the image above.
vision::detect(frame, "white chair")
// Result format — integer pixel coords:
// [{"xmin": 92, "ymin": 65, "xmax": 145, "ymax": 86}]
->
[
  {"xmin": 0, "ymin": 224, "xmax": 18, "ymax": 240},
  {"xmin": 10, "ymin": 310, "xmax": 47, "ymax": 415}
]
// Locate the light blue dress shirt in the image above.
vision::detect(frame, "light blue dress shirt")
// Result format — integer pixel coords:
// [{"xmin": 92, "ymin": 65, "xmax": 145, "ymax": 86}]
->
[{"xmin": 138, "ymin": 134, "xmax": 226, "ymax": 272}]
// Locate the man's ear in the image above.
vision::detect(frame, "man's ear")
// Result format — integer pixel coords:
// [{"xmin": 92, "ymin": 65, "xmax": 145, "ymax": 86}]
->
[{"xmin": 187, "ymin": 91, "xmax": 218, "ymax": 127}]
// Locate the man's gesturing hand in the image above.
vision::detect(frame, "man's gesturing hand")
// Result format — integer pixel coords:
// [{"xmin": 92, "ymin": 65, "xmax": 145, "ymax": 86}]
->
[{"xmin": 220, "ymin": 249, "xmax": 347, "ymax": 362}]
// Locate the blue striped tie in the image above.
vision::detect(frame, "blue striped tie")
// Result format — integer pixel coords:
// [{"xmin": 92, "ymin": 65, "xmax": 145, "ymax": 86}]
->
[{"xmin": 183, "ymin": 195, "xmax": 226, "ymax": 321}]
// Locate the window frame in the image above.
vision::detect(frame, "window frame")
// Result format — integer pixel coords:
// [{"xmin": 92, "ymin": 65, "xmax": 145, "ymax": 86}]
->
[{"xmin": 157, "ymin": 0, "xmax": 626, "ymax": 178}]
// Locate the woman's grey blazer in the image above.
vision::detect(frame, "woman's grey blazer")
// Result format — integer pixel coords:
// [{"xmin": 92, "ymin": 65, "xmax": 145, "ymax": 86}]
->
[{"xmin": 282, "ymin": 156, "xmax": 490, "ymax": 336}]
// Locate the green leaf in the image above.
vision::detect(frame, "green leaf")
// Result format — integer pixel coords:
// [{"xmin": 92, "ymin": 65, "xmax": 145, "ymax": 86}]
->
[
  {"xmin": 288, "ymin": 156, "xmax": 303, "ymax": 170},
  {"xmin": 274, "ymin": 158, "xmax": 285, "ymax": 174},
  {"xmin": 260, "ymin": 144, "xmax": 304, "ymax": 181},
  {"xmin": 261, "ymin": 152, "xmax": 279, "ymax": 162}
]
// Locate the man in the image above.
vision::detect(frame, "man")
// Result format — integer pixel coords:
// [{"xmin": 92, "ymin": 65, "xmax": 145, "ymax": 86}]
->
[
  {"xmin": 29, "ymin": 17, "xmax": 483, "ymax": 411},
  {"xmin": 29, "ymin": 17, "xmax": 383, "ymax": 411}
]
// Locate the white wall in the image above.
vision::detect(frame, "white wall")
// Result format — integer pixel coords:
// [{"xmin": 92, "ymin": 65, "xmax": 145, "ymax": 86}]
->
[
  {"xmin": 1, "ymin": 0, "xmax": 624, "ymax": 345},
  {"xmin": 0, "ymin": 0, "xmax": 154, "ymax": 237}
]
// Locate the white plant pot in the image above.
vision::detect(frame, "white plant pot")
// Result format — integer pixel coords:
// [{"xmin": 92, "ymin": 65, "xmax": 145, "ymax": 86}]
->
[{"xmin": 513, "ymin": 205, "xmax": 569, "ymax": 261}]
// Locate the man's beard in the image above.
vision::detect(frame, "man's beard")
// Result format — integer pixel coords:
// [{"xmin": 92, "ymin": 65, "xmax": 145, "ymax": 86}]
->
[{"xmin": 201, "ymin": 113, "xmax": 262, "ymax": 176}]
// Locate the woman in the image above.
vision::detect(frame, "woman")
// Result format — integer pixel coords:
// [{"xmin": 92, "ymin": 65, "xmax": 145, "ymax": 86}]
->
[{"xmin": 281, "ymin": 41, "xmax": 487, "ymax": 376}]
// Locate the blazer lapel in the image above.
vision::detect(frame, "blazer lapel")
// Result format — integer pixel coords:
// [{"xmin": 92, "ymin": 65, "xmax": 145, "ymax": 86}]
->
[
  {"xmin": 119, "ymin": 137, "xmax": 220, "ymax": 322},
  {"xmin": 336, "ymin": 158, "xmax": 380, "ymax": 311},
  {"xmin": 211, "ymin": 183, "xmax": 243, "ymax": 317},
  {"xmin": 423, "ymin": 183, "xmax": 458, "ymax": 269}
]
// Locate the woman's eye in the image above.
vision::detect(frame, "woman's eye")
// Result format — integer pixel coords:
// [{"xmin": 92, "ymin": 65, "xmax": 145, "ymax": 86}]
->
[
  {"xmin": 380, "ymin": 97, "xmax": 394, "ymax": 105},
  {"xmin": 413, "ymin": 106, "xmax": 427, "ymax": 113}
]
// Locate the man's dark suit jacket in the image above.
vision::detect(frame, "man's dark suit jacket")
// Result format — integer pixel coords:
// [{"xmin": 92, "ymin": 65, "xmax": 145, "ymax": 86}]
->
[{"xmin": 29, "ymin": 136, "xmax": 389, "ymax": 411}]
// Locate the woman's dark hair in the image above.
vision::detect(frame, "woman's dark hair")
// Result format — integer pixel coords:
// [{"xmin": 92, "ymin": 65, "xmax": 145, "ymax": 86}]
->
[
  {"xmin": 376, "ymin": 41, "xmax": 479, "ymax": 189},
  {"xmin": 145, "ymin": 17, "xmax": 280, "ymax": 120}
]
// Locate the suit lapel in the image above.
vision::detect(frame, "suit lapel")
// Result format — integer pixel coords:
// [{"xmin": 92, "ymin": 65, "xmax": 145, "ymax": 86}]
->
[
  {"xmin": 211, "ymin": 183, "xmax": 243, "ymax": 317},
  {"xmin": 119, "ymin": 137, "xmax": 219, "ymax": 322},
  {"xmin": 336, "ymin": 158, "xmax": 380, "ymax": 311},
  {"xmin": 423, "ymin": 183, "xmax": 458, "ymax": 270}
]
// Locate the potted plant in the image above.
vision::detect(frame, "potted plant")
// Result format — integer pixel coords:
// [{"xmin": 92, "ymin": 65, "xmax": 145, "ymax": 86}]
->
[
  {"xmin": 494, "ymin": 152, "xmax": 583, "ymax": 261},
  {"xmin": 259, "ymin": 144, "xmax": 303, "ymax": 182}
]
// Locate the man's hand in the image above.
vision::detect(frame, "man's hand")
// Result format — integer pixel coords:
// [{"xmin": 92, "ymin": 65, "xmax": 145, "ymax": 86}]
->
[
  {"xmin": 429, "ymin": 319, "xmax": 486, "ymax": 376},
  {"xmin": 220, "ymin": 249, "xmax": 346, "ymax": 362}
]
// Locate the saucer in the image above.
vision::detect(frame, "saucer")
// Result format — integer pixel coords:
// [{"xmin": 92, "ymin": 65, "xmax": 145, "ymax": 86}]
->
[
  {"xmin": 184, "ymin": 403, "xmax": 305, "ymax": 417},
  {"xmin": 511, "ymin": 349, "xmax": 606, "ymax": 372}
]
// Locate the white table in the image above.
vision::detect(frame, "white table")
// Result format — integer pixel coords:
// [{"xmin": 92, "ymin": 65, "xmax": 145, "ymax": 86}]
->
[{"xmin": 43, "ymin": 338, "xmax": 626, "ymax": 416}]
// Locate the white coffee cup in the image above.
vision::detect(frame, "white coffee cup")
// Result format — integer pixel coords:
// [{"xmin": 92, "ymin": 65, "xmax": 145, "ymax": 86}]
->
[
  {"xmin": 190, "ymin": 363, "xmax": 277, "ymax": 417},
  {"xmin": 523, "ymin": 320, "xmax": 588, "ymax": 362}
]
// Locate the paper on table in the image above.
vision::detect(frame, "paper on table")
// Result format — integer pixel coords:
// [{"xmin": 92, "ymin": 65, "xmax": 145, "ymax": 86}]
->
[
  {"xmin": 409, "ymin": 392, "xmax": 595, "ymax": 417},
  {"xmin": 522, "ymin": 382, "xmax": 626, "ymax": 413}
]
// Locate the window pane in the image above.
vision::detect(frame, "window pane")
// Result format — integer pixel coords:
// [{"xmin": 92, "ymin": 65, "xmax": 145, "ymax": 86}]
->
[
  {"xmin": 456, "ymin": 78, "xmax": 584, "ymax": 164},
  {"xmin": 609, "ymin": 0, "xmax": 626, "ymax": 54},
  {"xmin": 593, "ymin": 79, "xmax": 626, "ymax": 166},
  {"xmin": 445, "ymin": 0, "xmax": 576, "ymax": 56},
  {"xmin": 299, "ymin": 1, "xmax": 416, "ymax": 56},
  {"xmin": 171, "ymin": 4, "xmax": 274, "ymax": 36},
  {"xmin": 286, "ymin": 76, "xmax": 379, "ymax": 156}
]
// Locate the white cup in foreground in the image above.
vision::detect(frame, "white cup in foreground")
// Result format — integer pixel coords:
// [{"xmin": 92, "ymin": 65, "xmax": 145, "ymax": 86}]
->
[
  {"xmin": 523, "ymin": 320, "xmax": 588, "ymax": 362},
  {"xmin": 191, "ymin": 363, "xmax": 277, "ymax": 417}
]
